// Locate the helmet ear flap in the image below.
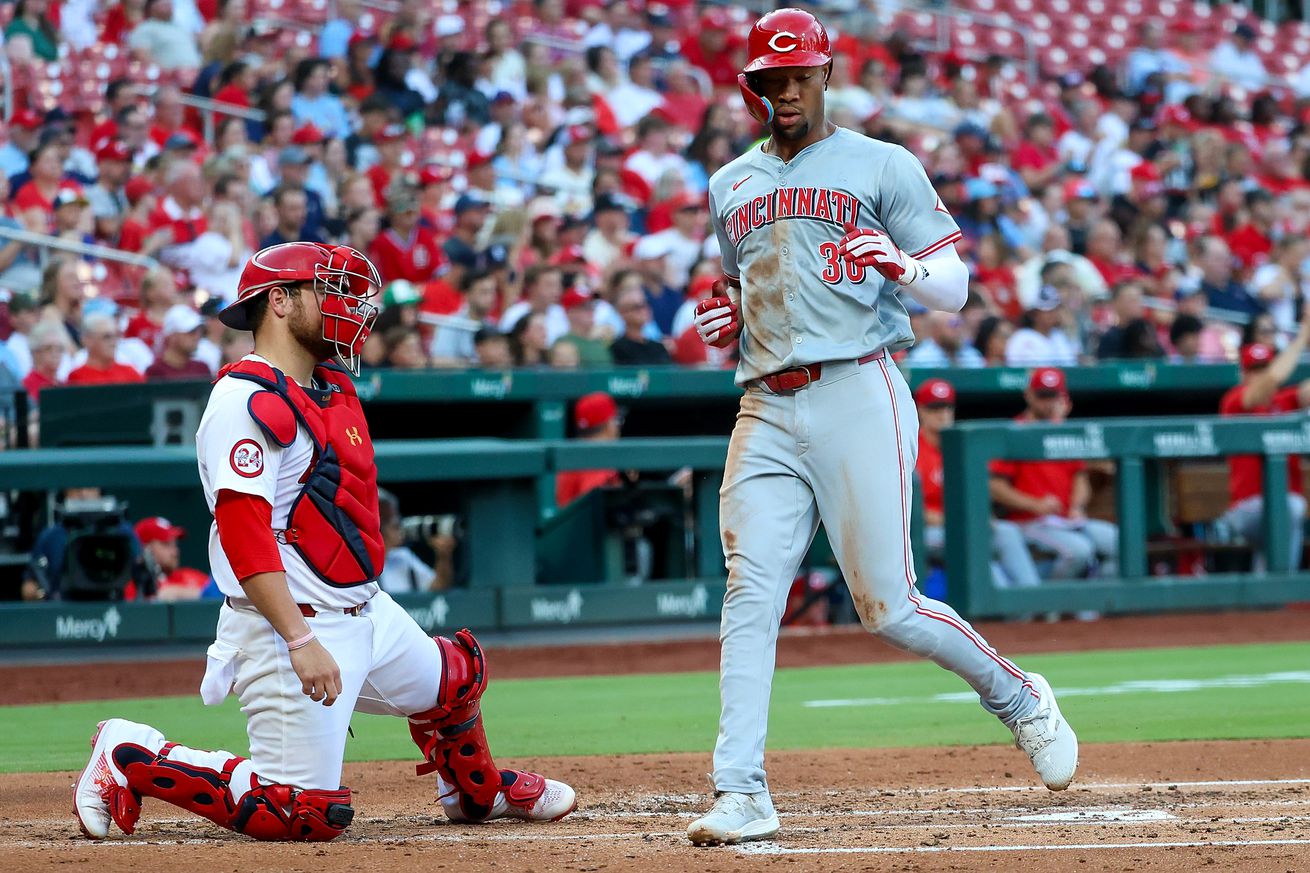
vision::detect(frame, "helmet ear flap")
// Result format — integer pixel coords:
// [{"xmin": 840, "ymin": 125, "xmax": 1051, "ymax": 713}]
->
[{"xmin": 738, "ymin": 73, "xmax": 774, "ymax": 125}]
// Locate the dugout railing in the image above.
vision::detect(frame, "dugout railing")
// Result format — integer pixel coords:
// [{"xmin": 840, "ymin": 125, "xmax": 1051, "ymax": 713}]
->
[
  {"xmin": 32, "ymin": 362, "xmax": 1310, "ymax": 449},
  {"xmin": 941, "ymin": 415, "xmax": 1310, "ymax": 619},
  {"xmin": 1, "ymin": 417, "xmax": 1307, "ymax": 648}
]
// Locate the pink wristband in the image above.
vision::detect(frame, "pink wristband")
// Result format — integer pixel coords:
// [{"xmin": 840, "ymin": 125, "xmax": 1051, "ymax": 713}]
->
[{"xmin": 285, "ymin": 630, "xmax": 315, "ymax": 651}]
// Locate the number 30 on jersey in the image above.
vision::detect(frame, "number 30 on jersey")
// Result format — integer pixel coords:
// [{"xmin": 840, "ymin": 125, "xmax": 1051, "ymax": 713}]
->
[{"xmin": 818, "ymin": 242, "xmax": 867, "ymax": 284}]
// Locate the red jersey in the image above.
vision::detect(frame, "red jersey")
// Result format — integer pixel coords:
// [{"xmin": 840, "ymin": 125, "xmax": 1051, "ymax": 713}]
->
[
  {"xmin": 989, "ymin": 416, "xmax": 1086, "ymax": 522},
  {"xmin": 1012, "ymin": 141, "xmax": 1059, "ymax": 173},
  {"xmin": 418, "ymin": 279, "xmax": 461, "ymax": 316},
  {"xmin": 1225, "ymin": 223, "xmax": 1272, "ymax": 269},
  {"xmin": 366, "ymin": 164, "xmax": 395, "ymax": 208},
  {"xmin": 125, "ymin": 312, "xmax": 165, "ymax": 351},
  {"xmin": 12, "ymin": 180, "xmax": 81, "ymax": 226},
  {"xmin": 917, "ymin": 434, "xmax": 945, "ymax": 515},
  {"xmin": 23, "ymin": 369, "xmax": 59, "ymax": 401},
  {"xmin": 1220, "ymin": 384, "xmax": 1304, "ymax": 503},
  {"xmin": 680, "ymin": 36, "xmax": 743, "ymax": 87},
  {"xmin": 66, "ymin": 362, "xmax": 146, "ymax": 386},
  {"xmin": 149, "ymin": 197, "xmax": 208, "ymax": 245},
  {"xmin": 118, "ymin": 218, "xmax": 148, "ymax": 252},
  {"xmin": 556, "ymin": 469, "xmax": 619, "ymax": 507},
  {"xmin": 368, "ymin": 226, "xmax": 445, "ymax": 284}
]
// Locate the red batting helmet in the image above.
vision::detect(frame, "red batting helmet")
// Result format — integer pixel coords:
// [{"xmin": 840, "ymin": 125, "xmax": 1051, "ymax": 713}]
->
[
  {"xmin": 738, "ymin": 8, "xmax": 832, "ymax": 125},
  {"xmin": 222, "ymin": 242, "xmax": 381, "ymax": 375}
]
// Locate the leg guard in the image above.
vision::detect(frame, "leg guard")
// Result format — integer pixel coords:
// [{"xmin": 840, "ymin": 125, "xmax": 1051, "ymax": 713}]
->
[
  {"xmin": 408, "ymin": 628, "xmax": 546, "ymax": 822},
  {"xmin": 111, "ymin": 742, "xmax": 353, "ymax": 841}
]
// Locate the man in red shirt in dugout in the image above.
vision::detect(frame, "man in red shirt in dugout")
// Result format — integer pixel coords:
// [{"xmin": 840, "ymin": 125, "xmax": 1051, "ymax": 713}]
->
[
  {"xmin": 1218, "ymin": 313, "xmax": 1310, "ymax": 571},
  {"xmin": 916, "ymin": 378, "xmax": 1042, "ymax": 590},
  {"xmin": 989, "ymin": 368, "xmax": 1119, "ymax": 579}
]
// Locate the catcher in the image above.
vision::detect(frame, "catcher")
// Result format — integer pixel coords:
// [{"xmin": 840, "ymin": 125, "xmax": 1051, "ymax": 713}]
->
[{"xmin": 74, "ymin": 242, "xmax": 576, "ymax": 841}]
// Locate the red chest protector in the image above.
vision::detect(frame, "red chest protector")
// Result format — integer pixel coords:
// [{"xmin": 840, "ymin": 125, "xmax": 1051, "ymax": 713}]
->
[{"xmin": 220, "ymin": 359, "xmax": 384, "ymax": 588}]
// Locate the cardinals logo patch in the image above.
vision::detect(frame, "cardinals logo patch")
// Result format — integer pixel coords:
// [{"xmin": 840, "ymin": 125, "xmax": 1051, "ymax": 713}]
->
[{"xmin": 230, "ymin": 439, "xmax": 265, "ymax": 478}]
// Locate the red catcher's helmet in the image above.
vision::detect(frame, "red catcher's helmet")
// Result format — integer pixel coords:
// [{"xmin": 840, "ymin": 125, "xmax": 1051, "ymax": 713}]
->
[
  {"xmin": 743, "ymin": 8, "xmax": 832, "ymax": 73},
  {"xmin": 738, "ymin": 8, "xmax": 832, "ymax": 124},
  {"xmin": 221, "ymin": 242, "xmax": 381, "ymax": 375}
]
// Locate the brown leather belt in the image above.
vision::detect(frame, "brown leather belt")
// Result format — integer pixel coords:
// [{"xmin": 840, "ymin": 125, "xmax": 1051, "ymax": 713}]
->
[
  {"xmin": 224, "ymin": 596, "xmax": 365, "ymax": 617},
  {"xmin": 758, "ymin": 349, "xmax": 885, "ymax": 394}
]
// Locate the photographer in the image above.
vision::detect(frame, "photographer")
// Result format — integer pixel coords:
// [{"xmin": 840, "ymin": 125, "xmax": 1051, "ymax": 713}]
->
[
  {"xmin": 21, "ymin": 489, "xmax": 157, "ymax": 601},
  {"xmin": 376, "ymin": 489, "xmax": 457, "ymax": 594}
]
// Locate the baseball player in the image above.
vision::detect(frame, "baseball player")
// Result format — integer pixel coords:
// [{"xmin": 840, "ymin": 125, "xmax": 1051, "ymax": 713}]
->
[
  {"xmin": 914, "ymin": 378, "xmax": 1042, "ymax": 591},
  {"xmin": 74, "ymin": 242, "xmax": 575, "ymax": 842},
  {"xmin": 687, "ymin": 9, "xmax": 1077, "ymax": 846}
]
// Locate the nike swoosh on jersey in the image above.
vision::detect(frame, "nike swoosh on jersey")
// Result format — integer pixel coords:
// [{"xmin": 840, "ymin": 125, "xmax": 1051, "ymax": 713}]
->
[{"xmin": 732, "ymin": 175, "xmax": 752, "ymax": 191}]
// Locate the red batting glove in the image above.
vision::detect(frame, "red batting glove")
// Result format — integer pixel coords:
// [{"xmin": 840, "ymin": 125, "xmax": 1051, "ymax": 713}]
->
[
  {"xmin": 836, "ymin": 224, "xmax": 925, "ymax": 286},
  {"xmin": 693, "ymin": 284, "xmax": 740, "ymax": 348}
]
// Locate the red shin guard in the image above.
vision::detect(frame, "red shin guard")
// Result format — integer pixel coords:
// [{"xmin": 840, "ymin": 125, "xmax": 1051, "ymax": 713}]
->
[
  {"xmin": 111, "ymin": 743, "xmax": 353, "ymax": 841},
  {"xmin": 408, "ymin": 629, "xmax": 545, "ymax": 821}
]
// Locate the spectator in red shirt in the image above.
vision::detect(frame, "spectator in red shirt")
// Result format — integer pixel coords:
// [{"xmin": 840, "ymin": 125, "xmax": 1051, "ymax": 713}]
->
[
  {"xmin": 1225, "ymin": 188, "xmax": 1275, "ymax": 270},
  {"xmin": 66, "ymin": 313, "xmax": 146, "ymax": 385},
  {"xmin": 680, "ymin": 8, "xmax": 742, "ymax": 88},
  {"xmin": 125, "ymin": 266, "xmax": 180, "ymax": 350},
  {"xmin": 1084, "ymin": 219, "xmax": 1139, "ymax": 287},
  {"xmin": 915, "ymin": 378, "xmax": 1041, "ymax": 590},
  {"xmin": 1011, "ymin": 113, "xmax": 1062, "ymax": 194},
  {"xmin": 21, "ymin": 319, "xmax": 71, "ymax": 402},
  {"xmin": 989, "ymin": 368, "xmax": 1119, "ymax": 579},
  {"xmin": 148, "ymin": 160, "xmax": 208, "ymax": 247},
  {"xmin": 556, "ymin": 392, "xmax": 623, "ymax": 507},
  {"xmin": 134, "ymin": 516, "xmax": 210, "ymax": 601},
  {"xmin": 366, "ymin": 124, "xmax": 408, "ymax": 207},
  {"xmin": 12, "ymin": 141, "xmax": 79, "ymax": 232},
  {"xmin": 145, "ymin": 305, "xmax": 211, "ymax": 381},
  {"xmin": 368, "ymin": 181, "xmax": 445, "ymax": 284},
  {"xmin": 1217, "ymin": 320, "xmax": 1310, "ymax": 571}
]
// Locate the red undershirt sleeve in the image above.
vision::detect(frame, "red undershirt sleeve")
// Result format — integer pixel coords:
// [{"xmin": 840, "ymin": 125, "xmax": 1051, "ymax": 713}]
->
[{"xmin": 215, "ymin": 489, "xmax": 285, "ymax": 581}]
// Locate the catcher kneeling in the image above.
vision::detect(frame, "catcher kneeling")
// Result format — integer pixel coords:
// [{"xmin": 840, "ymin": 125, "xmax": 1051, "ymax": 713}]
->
[{"xmin": 74, "ymin": 243, "xmax": 576, "ymax": 841}]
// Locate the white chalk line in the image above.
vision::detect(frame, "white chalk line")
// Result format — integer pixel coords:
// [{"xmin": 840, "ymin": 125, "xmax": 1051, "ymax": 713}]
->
[
  {"xmin": 805, "ymin": 670, "xmax": 1310, "ymax": 708},
  {"xmin": 574, "ymin": 803, "xmax": 1310, "ymax": 822},
  {"xmin": 14, "ymin": 824, "xmax": 1310, "ymax": 852},
  {"xmin": 11, "ymin": 777, "xmax": 1308, "ymax": 850},
  {"xmin": 11, "ymin": 810, "xmax": 1310, "ymax": 849},
  {"xmin": 735, "ymin": 838, "xmax": 1310, "ymax": 856},
  {"xmin": 919, "ymin": 777, "xmax": 1310, "ymax": 794}
]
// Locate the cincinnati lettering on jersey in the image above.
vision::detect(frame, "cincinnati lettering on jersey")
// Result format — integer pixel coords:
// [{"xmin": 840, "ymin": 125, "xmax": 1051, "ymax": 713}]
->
[{"xmin": 724, "ymin": 187, "xmax": 862, "ymax": 246}]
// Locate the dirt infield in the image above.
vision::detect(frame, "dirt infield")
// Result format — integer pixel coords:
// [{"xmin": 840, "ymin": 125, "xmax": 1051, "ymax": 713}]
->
[
  {"xmin": 3, "ymin": 741, "xmax": 1309, "ymax": 871},
  {"xmin": 4, "ymin": 609, "xmax": 1309, "ymax": 870},
  {"xmin": 7, "ymin": 608, "xmax": 1310, "ymax": 705}
]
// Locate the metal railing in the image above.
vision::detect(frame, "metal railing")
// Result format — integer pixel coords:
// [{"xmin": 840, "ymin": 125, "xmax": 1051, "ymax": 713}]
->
[
  {"xmin": 0, "ymin": 225, "xmax": 159, "ymax": 270},
  {"xmin": 170, "ymin": 91, "xmax": 266, "ymax": 146}
]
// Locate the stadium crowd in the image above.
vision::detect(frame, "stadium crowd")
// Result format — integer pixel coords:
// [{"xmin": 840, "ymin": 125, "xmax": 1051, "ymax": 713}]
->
[{"xmin": 0, "ymin": 0, "xmax": 1309, "ymax": 411}]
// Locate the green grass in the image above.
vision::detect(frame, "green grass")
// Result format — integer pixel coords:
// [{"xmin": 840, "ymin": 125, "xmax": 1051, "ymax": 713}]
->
[{"xmin": 4, "ymin": 642, "xmax": 1308, "ymax": 773}]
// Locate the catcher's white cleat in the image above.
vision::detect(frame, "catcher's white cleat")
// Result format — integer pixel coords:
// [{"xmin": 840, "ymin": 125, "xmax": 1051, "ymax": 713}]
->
[
  {"xmin": 439, "ymin": 772, "xmax": 577, "ymax": 823},
  {"xmin": 73, "ymin": 719, "xmax": 150, "ymax": 839}
]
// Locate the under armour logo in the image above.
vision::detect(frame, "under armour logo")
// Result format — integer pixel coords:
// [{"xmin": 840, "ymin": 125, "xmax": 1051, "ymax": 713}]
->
[
  {"xmin": 346, "ymin": 426, "xmax": 362, "ymax": 446},
  {"xmin": 768, "ymin": 32, "xmax": 798, "ymax": 52}
]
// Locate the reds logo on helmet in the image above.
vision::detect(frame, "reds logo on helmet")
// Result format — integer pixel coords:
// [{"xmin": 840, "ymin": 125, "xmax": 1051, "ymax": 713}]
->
[
  {"xmin": 743, "ymin": 8, "xmax": 831, "ymax": 73},
  {"xmin": 738, "ymin": 9, "xmax": 832, "ymax": 125}
]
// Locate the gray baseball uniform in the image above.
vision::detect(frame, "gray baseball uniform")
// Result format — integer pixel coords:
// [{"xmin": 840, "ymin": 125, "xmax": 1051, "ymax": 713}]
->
[{"xmin": 706, "ymin": 127, "xmax": 1039, "ymax": 795}]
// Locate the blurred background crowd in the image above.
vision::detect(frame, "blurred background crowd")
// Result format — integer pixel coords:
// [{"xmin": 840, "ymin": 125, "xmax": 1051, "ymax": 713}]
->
[{"xmin": 0, "ymin": 0, "xmax": 1309, "ymax": 407}]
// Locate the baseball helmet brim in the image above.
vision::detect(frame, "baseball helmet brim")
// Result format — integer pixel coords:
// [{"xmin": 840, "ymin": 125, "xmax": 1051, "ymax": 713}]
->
[{"xmin": 743, "ymin": 50, "xmax": 832, "ymax": 73}]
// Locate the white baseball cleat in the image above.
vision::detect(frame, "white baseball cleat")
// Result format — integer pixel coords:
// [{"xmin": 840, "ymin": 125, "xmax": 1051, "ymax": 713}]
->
[
  {"xmin": 72, "ymin": 719, "xmax": 142, "ymax": 839},
  {"xmin": 1012, "ymin": 672, "xmax": 1078, "ymax": 791},
  {"xmin": 440, "ymin": 775, "xmax": 577, "ymax": 823},
  {"xmin": 687, "ymin": 791, "xmax": 780, "ymax": 846}
]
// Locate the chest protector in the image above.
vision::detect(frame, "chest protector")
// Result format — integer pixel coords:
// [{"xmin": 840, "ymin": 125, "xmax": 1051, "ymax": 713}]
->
[{"xmin": 221, "ymin": 360, "xmax": 384, "ymax": 588}]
